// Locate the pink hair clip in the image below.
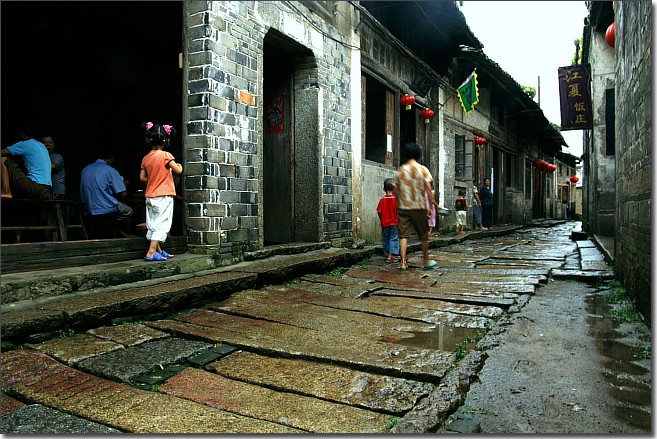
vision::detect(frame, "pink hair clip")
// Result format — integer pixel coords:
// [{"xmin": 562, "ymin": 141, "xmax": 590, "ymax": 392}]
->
[
  {"xmin": 145, "ymin": 121, "xmax": 154, "ymax": 130},
  {"xmin": 163, "ymin": 124, "xmax": 173, "ymax": 134}
]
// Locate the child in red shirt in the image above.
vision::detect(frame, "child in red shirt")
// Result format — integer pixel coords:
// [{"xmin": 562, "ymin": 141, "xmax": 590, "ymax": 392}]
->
[{"xmin": 376, "ymin": 178, "xmax": 399, "ymax": 263}]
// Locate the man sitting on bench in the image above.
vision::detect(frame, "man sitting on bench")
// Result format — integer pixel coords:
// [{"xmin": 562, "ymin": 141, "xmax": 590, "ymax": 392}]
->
[
  {"xmin": 1, "ymin": 123, "xmax": 52, "ymax": 200},
  {"xmin": 80, "ymin": 153, "xmax": 133, "ymax": 238}
]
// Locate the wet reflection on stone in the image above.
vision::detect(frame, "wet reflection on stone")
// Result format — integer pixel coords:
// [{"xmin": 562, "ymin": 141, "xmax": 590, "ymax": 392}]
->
[
  {"xmin": 586, "ymin": 291, "xmax": 652, "ymax": 431},
  {"xmin": 603, "ymin": 359, "xmax": 648, "ymax": 376},
  {"xmin": 383, "ymin": 325, "xmax": 481, "ymax": 352}
]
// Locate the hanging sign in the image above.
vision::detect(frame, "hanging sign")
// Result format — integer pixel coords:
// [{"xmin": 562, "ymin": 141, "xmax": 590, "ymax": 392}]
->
[
  {"xmin": 457, "ymin": 69, "xmax": 479, "ymax": 113},
  {"xmin": 558, "ymin": 64, "xmax": 593, "ymax": 130}
]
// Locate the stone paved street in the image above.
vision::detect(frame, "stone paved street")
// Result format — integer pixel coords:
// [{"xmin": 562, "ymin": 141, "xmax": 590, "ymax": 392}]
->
[{"xmin": 2, "ymin": 221, "xmax": 627, "ymax": 433}]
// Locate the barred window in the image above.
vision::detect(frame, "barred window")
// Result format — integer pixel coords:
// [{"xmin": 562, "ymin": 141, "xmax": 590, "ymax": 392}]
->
[{"xmin": 455, "ymin": 136, "xmax": 465, "ymax": 179}]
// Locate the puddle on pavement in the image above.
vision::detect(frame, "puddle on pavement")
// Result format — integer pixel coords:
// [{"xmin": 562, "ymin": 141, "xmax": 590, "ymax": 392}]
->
[
  {"xmin": 383, "ymin": 325, "xmax": 481, "ymax": 352},
  {"xmin": 586, "ymin": 292, "xmax": 652, "ymax": 431}
]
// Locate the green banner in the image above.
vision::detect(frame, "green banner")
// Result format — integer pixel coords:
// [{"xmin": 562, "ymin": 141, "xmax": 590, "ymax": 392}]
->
[{"xmin": 457, "ymin": 70, "xmax": 479, "ymax": 113}]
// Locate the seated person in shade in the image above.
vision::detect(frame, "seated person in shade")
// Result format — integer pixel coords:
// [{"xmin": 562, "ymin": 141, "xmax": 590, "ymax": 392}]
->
[
  {"xmin": 1, "ymin": 123, "xmax": 52, "ymax": 200},
  {"xmin": 80, "ymin": 153, "xmax": 133, "ymax": 238},
  {"xmin": 42, "ymin": 135, "xmax": 66, "ymax": 199}
]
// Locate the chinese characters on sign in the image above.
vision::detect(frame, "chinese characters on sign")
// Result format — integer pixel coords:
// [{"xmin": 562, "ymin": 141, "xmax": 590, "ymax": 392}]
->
[{"xmin": 558, "ymin": 64, "xmax": 593, "ymax": 130}]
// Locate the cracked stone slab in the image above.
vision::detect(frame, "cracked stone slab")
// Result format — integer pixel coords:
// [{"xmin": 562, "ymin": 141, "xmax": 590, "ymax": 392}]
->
[
  {"xmin": 206, "ymin": 350, "xmax": 434, "ymax": 414},
  {"xmin": 2, "ymin": 349, "xmax": 300, "ymax": 433},
  {"xmin": 76, "ymin": 337, "xmax": 212, "ymax": 382},
  {"xmin": 1, "ymin": 404, "xmax": 122, "ymax": 434},
  {"xmin": 159, "ymin": 367, "xmax": 393, "ymax": 433},
  {"xmin": 147, "ymin": 310, "xmax": 455, "ymax": 381}
]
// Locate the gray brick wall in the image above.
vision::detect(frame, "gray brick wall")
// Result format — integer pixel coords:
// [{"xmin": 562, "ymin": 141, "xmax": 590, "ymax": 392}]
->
[
  {"xmin": 614, "ymin": 2, "xmax": 652, "ymax": 321},
  {"xmin": 183, "ymin": 1, "xmax": 355, "ymax": 256}
]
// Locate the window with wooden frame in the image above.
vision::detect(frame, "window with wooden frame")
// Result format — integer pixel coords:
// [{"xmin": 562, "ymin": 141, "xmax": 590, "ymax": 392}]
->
[
  {"xmin": 455, "ymin": 136, "xmax": 472, "ymax": 180},
  {"xmin": 363, "ymin": 73, "xmax": 395, "ymax": 166}
]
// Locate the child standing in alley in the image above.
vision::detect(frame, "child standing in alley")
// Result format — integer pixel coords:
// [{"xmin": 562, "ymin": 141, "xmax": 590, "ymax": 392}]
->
[
  {"xmin": 455, "ymin": 189, "xmax": 468, "ymax": 234},
  {"xmin": 140, "ymin": 122, "xmax": 183, "ymax": 261},
  {"xmin": 376, "ymin": 178, "xmax": 399, "ymax": 263}
]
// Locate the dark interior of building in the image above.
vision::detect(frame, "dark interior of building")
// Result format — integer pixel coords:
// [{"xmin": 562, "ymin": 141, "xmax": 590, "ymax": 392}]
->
[{"xmin": 2, "ymin": 1, "xmax": 184, "ymax": 235}]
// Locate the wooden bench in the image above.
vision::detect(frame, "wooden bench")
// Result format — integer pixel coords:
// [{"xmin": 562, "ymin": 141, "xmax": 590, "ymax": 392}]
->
[{"xmin": 1, "ymin": 198, "xmax": 88, "ymax": 242}]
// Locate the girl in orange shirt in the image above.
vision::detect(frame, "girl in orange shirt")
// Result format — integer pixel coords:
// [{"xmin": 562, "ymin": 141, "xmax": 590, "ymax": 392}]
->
[{"xmin": 140, "ymin": 122, "xmax": 183, "ymax": 261}]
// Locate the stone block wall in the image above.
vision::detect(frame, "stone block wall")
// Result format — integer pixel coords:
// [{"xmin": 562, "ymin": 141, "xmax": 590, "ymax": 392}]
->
[
  {"xmin": 184, "ymin": 1, "xmax": 262, "ymax": 257},
  {"xmin": 614, "ymin": 2, "xmax": 652, "ymax": 321},
  {"xmin": 183, "ymin": 1, "xmax": 355, "ymax": 256}
]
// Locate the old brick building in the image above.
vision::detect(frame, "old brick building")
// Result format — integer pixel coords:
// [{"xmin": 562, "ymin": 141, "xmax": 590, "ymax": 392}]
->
[
  {"xmin": 599, "ymin": 1, "xmax": 651, "ymax": 321},
  {"xmin": 2, "ymin": 1, "xmax": 575, "ymax": 269}
]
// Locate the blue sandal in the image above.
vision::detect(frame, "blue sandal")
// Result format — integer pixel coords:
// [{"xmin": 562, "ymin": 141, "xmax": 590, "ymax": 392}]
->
[
  {"xmin": 160, "ymin": 250, "xmax": 173, "ymax": 259},
  {"xmin": 144, "ymin": 252, "xmax": 166, "ymax": 262}
]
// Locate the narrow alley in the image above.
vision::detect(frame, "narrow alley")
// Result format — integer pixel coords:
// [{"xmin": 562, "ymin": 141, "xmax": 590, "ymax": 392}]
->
[{"xmin": 1, "ymin": 221, "xmax": 650, "ymax": 433}]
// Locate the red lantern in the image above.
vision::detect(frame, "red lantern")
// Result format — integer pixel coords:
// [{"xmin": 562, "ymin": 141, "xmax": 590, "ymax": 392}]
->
[
  {"xmin": 534, "ymin": 159, "xmax": 543, "ymax": 168},
  {"xmin": 400, "ymin": 94, "xmax": 415, "ymax": 110},
  {"xmin": 420, "ymin": 108, "xmax": 435, "ymax": 123},
  {"xmin": 474, "ymin": 136, "xmax": 487, "ymax": 145},
  {"xmin": 606, "ymin": 22, "xmax": 615, "ymax": 48},
  {"xmin": 570, "ymin": 175, "xmax": 580, "ymax": 183}
]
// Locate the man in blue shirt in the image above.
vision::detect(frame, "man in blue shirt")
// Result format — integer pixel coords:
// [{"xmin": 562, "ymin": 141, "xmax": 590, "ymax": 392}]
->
[
  {"xmin": 1, "ymin": 123, "xmax": 52, "ymax": 200},
  {"xmin": 80, "ymin": 154, "xmax": 133, "ymax": 238},
  {"xmin": 42, "ymin": 135, "xmax": 66, "ymax": 198}
]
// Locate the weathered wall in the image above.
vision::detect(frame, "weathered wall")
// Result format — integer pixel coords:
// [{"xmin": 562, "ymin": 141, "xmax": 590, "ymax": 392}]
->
[
  {"xmin": 614, "ymin": 1, "xmax": 652, "ymax": 322},
  {"xmin": 583, "ymin": 29, "xmax": 616, "ymax": 235},
  {"xmin": 357, "ymin": 17, "xmax": 441, "ymax": 239},
  {"xmin": 183, "ymin": 1, "xmax": 355, "ymax": 257},
  {"xmin": 505, "ymin": 188, "xmax": 532, "ymax": 225},
  {"xmin": 441, "ymin": 78, "xmax": 490, "ymax": 230}
]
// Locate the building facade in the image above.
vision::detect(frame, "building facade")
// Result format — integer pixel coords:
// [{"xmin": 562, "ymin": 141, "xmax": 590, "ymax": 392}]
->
[
  {"xmin": 613, "ymin": 1, "xmax": 652, "ymax": 321},
  {"xmin": 2, "ymin": 1, "xmax": 576, "ymax": 268}
]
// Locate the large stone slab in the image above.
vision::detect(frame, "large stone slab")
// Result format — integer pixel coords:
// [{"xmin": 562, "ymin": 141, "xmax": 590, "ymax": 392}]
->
[
  {"xmin": 159, "ymin": 367, "xmax": 393, "ymax": 433},
  {"xmin": 87, "ymin": 323, "xmax": 170, "ymax": 346},
  {"xmin": 77, "ymin": 337, "xmax": 212, "ymax": 382},
  {"xmin": 371, "ymin": 288, "xmax": 516, "ymax": 309},
  {"xmin": 207, "ymin": 351, "xmax": 434, "ymax": 414},
  {"xmin": 148, "ymin": 310, "xmax": 455, "ymax": 381},
  {"xmin": 1, "ymin": 271, "xmax": 257, "ymax": 339},
  {"xmin": 1, "ymin": 404, "xmax": 122, "ymax": 433},
  {"xmin": 2, "ymin": 349, "xmax": 300, "ymax": 434},
  {"xmin": 256, "ymin": 285, "xmax": 502, "ymax": 324},
  {"xmin": 26, "ymin": 333, "xmax": 124, "ymax": 365},
  {"xmin": 211, "ymin": 287, "xmax": 488, "ymax": 339}
]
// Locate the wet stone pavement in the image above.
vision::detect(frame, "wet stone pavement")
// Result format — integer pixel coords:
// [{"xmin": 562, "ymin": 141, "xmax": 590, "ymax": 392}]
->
[{"xmin": 1, "ymin": 221, "xmax": 649, "ymax": 433}]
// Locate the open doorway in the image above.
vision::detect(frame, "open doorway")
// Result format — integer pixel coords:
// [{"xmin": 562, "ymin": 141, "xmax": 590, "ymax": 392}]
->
[
  {"xmin": 1, "ymin": 2, "xmax": 184, "ymax": 238},
  {"xmin": 263, "ymin": 42, "xmax": 295, "ymax": 244},
  {"xmin": 262, "ymin": 30, "xmax": 321, "ymax": 246}
]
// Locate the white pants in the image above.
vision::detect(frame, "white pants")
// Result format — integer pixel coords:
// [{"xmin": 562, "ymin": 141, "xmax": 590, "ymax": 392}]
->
[
  {"xmin": 145, "ymin": 196, "xmax": 174, "ymax": 243},
  {"xmin": 456, "ymin": 210, "xmax": 467, "ymax": 226}
]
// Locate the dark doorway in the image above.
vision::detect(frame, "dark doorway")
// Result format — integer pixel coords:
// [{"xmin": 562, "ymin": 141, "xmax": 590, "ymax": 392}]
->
[
  {"xmin": 263, "ymin": 42, "xmax": 294, "ymax": 244},
  {"xmin": 533, "ymin": 169, "xmax": 546, "ymax": 218},
  {"xmin": 1, "ymin": 1, "xmax": 184, "ymax": 236}
]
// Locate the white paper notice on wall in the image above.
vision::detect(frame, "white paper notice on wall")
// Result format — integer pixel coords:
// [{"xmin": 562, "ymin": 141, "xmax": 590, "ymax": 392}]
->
[{"xmin": 387, "ymin": 135, "xmax": 392, "ymax": 153}]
